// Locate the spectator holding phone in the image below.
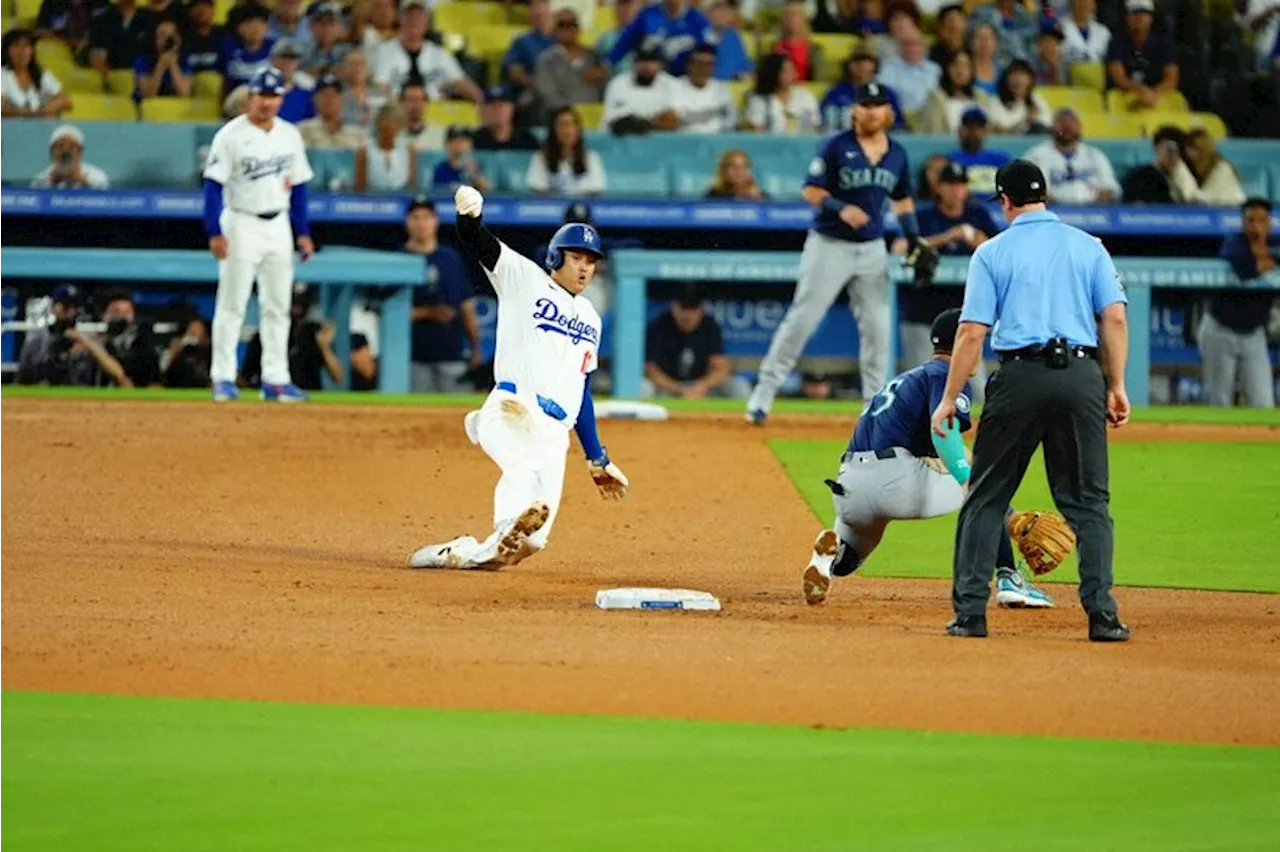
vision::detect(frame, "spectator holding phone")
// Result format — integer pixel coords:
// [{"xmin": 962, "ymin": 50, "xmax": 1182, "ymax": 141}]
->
[
  {"xmin": 135, "ymin": 19, "xmax": 193, "ymax": 99},
  {"xmin": 30, "ymin": 124, "xmax": 110, "ymax": 189}
]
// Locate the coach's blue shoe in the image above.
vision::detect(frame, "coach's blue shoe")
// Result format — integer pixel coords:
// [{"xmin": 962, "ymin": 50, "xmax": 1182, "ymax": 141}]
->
[
  {"xmin": 745, "ymin": 409, "xmax": 768, "ymax": 426},
  {"xmin": 995, "ymin": 568, "xmax": 1054, "ymax": 608},
  {"xmin": 212, "ymin": 381, "xmax": 239, "ymax": 402},
  {"xmin": 261, "ymin": 383, "xmax": 309, "ymax": 403}
]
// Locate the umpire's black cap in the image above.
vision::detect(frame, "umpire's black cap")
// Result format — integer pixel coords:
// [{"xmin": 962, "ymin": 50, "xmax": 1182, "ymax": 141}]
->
[
  {"xmin": 930, "ymin": 308, "xmax": 963, "ymax": 352},
  {"xmin": 990, "ymin": 159, "xmax": 1048, "ymax": 205}
]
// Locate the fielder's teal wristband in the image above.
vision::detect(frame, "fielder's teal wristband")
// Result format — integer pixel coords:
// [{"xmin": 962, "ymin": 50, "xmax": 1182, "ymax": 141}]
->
[{"xmin": 930, "ymin": 418, "xmax": 971, "ymax": 485}]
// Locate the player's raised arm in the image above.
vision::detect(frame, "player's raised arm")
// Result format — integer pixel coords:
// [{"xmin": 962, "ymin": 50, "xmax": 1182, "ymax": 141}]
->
[{"xmin": 454, "ymin": 186, "xmax": 546, "ymax": 297}]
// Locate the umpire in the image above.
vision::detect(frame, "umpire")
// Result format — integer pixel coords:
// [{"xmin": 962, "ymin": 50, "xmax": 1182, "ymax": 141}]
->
[{"xmin": 930, "ymin": 159, "xmax": 1132, "ymax": 642}]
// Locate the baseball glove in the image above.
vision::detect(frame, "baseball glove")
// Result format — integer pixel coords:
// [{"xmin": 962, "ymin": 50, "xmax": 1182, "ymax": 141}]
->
[
  {"xmin": 904, "ymin": 238, "xmax": 940, "ymax": 288},
  {"xmin": 1007, "ymin": 511, "xmax": 1076, "ymax": 576}
]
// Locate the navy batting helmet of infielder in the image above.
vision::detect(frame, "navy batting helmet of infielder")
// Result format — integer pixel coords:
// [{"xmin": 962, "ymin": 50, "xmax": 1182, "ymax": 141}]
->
[{"xmin": 544, "ymin": 222, "xmax": 603, "ymax": 270}]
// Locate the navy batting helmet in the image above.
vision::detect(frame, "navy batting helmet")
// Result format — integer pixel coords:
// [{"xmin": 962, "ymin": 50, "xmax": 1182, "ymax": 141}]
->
[{"xmin": 544, "ymin": 222, "xmax": 603, "ymax": 270}]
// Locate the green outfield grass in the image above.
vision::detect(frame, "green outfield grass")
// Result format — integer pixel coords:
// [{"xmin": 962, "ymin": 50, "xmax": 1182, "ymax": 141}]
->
[
  {"xmin": 4, "ymin": 385, "xmax": 1280, "ymax": 425},
  {"xmin": 4, "ymin": 691, "xmax": 1278, "ymax": 852},
  {"xmin": 771, "ymin": 440, "xmax": 1280, "ymax": 593}
]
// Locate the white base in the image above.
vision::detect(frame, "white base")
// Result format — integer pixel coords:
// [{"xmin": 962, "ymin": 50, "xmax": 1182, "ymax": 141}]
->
[
  {"xmin": 593, "ymin": 401, "xmax": 669, "ymax": 421},
  {"xmin": 595, "ymin": 587, "xmax": 722, "ymax": 611}
]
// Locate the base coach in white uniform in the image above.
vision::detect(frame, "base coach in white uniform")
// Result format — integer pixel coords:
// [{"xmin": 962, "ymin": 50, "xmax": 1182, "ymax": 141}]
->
[{"xmin": 931, "ymin": 160, "xmax": 1133, "ymax": 642}]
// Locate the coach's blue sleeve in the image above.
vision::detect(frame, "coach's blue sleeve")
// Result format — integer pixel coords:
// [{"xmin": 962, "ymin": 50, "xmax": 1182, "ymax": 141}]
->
[
  {"xmin": 575, "ymin": 383, "xmax": 605, "ymax": 462},
  {"xmin": 289, "ymin": 183, "xmax": 310, "ymax": 237},
  {"xmin": 202, "ymin": 178, "xmax": 223, "ymax": 237}
]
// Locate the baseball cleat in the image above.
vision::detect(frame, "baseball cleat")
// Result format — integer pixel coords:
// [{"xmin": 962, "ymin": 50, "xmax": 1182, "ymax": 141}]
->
[
  {"xmin": 212, "ymin": 381, "xmax": 240, "ymax": 402},
  {"xmin": 495, "ymin": 503, "xmax": 550, "ymax": 566},
  {"xmin": 995, "ymin": 568, "xmax": 1055, "ymax": 608},
  {"xmin": 1088, "ymin": 612, "xmax": 1131, "ymax": 642},
  {"xmin": 946, "ymin": 615, "xmax": 988, "ymax": 638},
  {"xmin": 745, "ymin": 409, "xmax": 768, "ymax": 426},
  {"xmin": 261, "ymin": 382, "xmax": 309, "ymax": 402},
  {"xmin": 407, "ymin": 535, "xmax": 480, "ymax": 569},
  {"xmin": 802, "ymin": 529, "xmax": 839, "ymax": 606}
]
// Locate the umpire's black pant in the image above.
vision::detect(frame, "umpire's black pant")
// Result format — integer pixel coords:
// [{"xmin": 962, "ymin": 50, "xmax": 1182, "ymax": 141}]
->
[{"xmin": 952, "ymin": 357, "xmax": 1118, "ymax": 619}]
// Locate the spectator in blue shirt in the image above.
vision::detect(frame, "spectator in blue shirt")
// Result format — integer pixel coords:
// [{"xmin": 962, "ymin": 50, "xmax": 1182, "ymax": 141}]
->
[
  {"xmin": 404, "ymin": 196, "xmax": 482, "ymax": 392},
  {"xmin": 431, "ymin": 127, "xmax": 490, "ymax": 193},
  {"xmin": 948, "ymin": 108, "xmax": 1011, "ymax": 197},
  {"xmin": 222, "ymin": 4, "xmax": 274, "ymax": 91},
  {"xmin": 607, "ymin": 0, "xmax": 716, "ymax": 77},
  {"xmin": 134, "ymin": 18, "xmax": 192, "ymax": 99},
  {"xmin": 595, "ymin": 0, "xmax": 640, "ymax": 77},
  {"xmin": 820, "ymin": 48, "xmax": 905, "ymax": 131},
  {"xmin": 503, "ymin": 0, "xmax": 556, "ymax": 94},
  {"xmin": 271, "ymin": 39, "xmax": 316, "ymax": 122},
  {"xmin": 707, "ymin": 0, "xmax": 752, "ymax": 80},
  {"xmin": 268, "ymin": 0, "xmax": 312, "ymax": 49},
  {"xmin": 969, "ymin": 0, "xmax": 1037, "ymax": 64}
]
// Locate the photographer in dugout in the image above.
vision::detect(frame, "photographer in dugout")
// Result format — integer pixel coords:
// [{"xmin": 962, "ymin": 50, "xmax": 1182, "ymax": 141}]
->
[
  {"xmin": 99, "ymin": 290, "xmax": 160, "ymax": 387},
  {"xmin": 17, "ymin": 284, "xmax": 131, "ymax": 387}
]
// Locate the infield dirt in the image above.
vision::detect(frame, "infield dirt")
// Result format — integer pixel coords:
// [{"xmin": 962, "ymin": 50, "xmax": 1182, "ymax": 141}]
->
[{"xmin": 3, "ymin": 400, "xmax": 1278, "ymax": 745}]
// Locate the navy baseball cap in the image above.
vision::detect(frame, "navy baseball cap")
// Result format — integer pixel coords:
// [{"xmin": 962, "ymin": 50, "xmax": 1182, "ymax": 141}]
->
[
  {"xmin": 990, "ymin": 159, "xmax": 1048, "ymax": 204},
  {"xmin": 248, "ymin": 66, "xmax": 286, "ymax": 95},
  {"xmin": 939, "ymin": 162, "xmax": 968, "ymax": 184},
  {"xmin": 564, "ymin": 201, "xmax": 593, "ymax": 224},
  {"xmin": 960, "ymin": 106, "xmax": 988, "ymax": 126},
  {"xmin": 930, "ymin": 309, "xmax": 962, "ymax": 351},
  {"xmin": 315, "ymin": 72, "xmax": 342, "ymax": 92},
  {"xmin": 855, "ymin": 82, "xmax": 891, "ymax": 106},
  {"xmin": 51, "ymin": 283, "xmax": 86, "ymax": 307},
  {"xmin": 406, "ymin": 194, "xmax": 436, "ymax": 214},
  {"xmin": 307, "ymin": 1, "xmax": 342, "ymax": 19}
]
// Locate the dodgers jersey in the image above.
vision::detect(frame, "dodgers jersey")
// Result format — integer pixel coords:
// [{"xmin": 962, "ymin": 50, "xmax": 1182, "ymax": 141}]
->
[
  {"xmin": 850, "ymin": 358, "xmax": 972, "ymax": 459},
  {"xmin": 606, "ymin": 3, "xmax": 716, "ymax": 75},
  {"xmin": 485, "ymin": 242, "xmax": 602, "ymax": 429},
  {"xmin": 806, "ymin": 132, "xmax": 912, "ymax": 242},
  {"xmin": 203, "ymin": 114, "xmax": 314, "ymax": 214}
]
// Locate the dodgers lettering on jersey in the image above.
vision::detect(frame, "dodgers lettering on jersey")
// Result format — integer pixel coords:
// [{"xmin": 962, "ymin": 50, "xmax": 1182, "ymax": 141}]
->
[
  {"xmin": 806, "ymin": 132, "xmax": 911, "ymax": 242},
  {"xmin": 203, "ymin": 114, "xmax": 314, "ymax": 213},
  {"xmin": 483, "ymin": 243, "xmax": 601, "ymax": 428},
  {"xmin": 607, "ymin": 3, "xmax": 716, "ymax": 75},
  {"xmin": 850, "ymin": 359, "xmax": 972, "ymax": 459}
]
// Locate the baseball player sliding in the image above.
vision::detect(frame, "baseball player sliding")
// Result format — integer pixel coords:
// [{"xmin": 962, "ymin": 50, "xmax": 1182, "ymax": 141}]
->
[
  {"xmin": 801, "ymin": 309, "xmax": 1055, "ymax": 609},
  {"xmin": 747, "ymin": 82, "xmax": 937, "ymax": 423},
  {"xmin": 407, "ymin": 186, "xmax": 630, "ymax": 570},
  {"xmin": 203, "ymin": 66, "xmax": 315, "ymax": 403}
]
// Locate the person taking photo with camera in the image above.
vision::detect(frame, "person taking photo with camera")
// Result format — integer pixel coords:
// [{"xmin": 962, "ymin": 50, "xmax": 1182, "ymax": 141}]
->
[
  {"xmin": 30, "ymin": 124, "xmax": 110, "ymax": 190},
  {"xmin": 17, "ymin": 285, "xmax": 132, "ymax": 387},
  {"xmin": 134, "ymin": 19, "xmax": 193, "ymax": 99}
]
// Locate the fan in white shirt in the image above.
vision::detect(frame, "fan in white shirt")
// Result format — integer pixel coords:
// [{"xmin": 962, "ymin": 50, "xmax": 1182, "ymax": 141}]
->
[
  {"xmin": 986, "ymin": 60, "xmax": 1052, "ymax": 134},
  {"xmin": 1059, "ymin": 0, "xmax": 1113, "ymax": 66},
  {"xmin": 30, "ymin": 124, "xmax": 110, "ymax": 189},
  {"xmin": 744, "ymin": 53, "xmax": 819, "ymax": 132},
  {"xmin": 600, "ymin": 47, "xmax": 681, "ymax": 132},
  {"xmin": 1023, "ymin": 108, "xmax": 1121, "ymax": 204},
  {"xmin": 371, "ymin": 0, "xmax": 481, "ymax": 102},
  {"xmin": 1, "ymin": 29, "xmax": 71, "ymax": 117},
  {"xmin": 677, "ymin": 43, "xmax": 737, "ymax": 132},
  {"xmin": 527, "ymin": 105, "xmax": 607, "ymax": 196}
]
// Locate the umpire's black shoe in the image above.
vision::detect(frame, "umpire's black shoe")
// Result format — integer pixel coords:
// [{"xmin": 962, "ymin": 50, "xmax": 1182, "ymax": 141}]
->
[
  {"xmin": 946, "ymin": 615, "xmax": 987, "ymax": 638},
  {"xmin": 1088, "ymin": 612, "xmax": 1131, "ymax": 643}
]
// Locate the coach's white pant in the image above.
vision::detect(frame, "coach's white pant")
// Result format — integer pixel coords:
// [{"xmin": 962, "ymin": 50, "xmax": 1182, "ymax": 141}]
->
[
  {"xmin": 750, "ymin": 232, "xmax": 890, "ymax": 412},
  {"xmin": 832, "ymin": 447, "xmax": 963, "ymax": 562},
  {"xmin": 474, "ymin": 386, "xmax": 570, "ymax": 551},
  {"xmin": 211, "ymin": 209, "xmax": 296, "ymax": 386}
]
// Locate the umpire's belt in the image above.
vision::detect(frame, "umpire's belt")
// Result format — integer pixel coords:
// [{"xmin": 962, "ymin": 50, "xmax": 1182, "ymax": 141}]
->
[
  {"xmin": 496, "ymin": 380, "xmax": 567, "ymax": 421},
  {"xmin": 997, "ymin": 345, "xmax": 1099, "ymax": 364},
  {"xmin": 233, "ymin": 209, "xmax": 283, "ymax": 221}
]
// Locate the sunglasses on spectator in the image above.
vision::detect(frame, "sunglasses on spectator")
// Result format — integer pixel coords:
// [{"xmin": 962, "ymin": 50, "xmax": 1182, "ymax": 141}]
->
[{"xmin": 556, "ymin": 18, "xmax": 579, "ymax": 28}]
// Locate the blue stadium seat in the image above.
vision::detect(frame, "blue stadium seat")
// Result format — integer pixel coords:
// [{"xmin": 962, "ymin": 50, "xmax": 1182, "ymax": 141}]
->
[
  {"xmin": 601, "ymin": 151, "xmax": 671, "ymax": 196},
  {"xmin": 1239, "ymin": 167, "xmax": 1269, "ymax": 202},
  {"xmin": 308, "ymin": 150, "xmax": 356, "ymax": 191},
  {"xmin": 1268, "ymin": 165, "xmax": 1280, "ymax": 203},
  {"xmin": 753, "ymin": 157, "xmax": 804, "ymax": 201},
  {"xmin": 414, "ymin": 152, "xmax": 446, "ymax": 191},
  {"xmin": 491, "ymin": 151, "xmax": 530, "ymax": 194},
  {"xmin": 669, "ymin": 154, "xmax": 719, "ymax": 198}
]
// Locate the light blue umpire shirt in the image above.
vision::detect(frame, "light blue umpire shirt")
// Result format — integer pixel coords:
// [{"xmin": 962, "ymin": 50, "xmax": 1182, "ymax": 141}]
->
[{"xmin": 959, "ymin": 210, "xmax": 1127, "ymax": 350}]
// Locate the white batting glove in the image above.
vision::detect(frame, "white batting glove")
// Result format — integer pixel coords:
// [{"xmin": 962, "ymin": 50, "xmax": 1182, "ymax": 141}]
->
[
  {"xmin": 588, "ymin": 455, "xmax": 629, "ymax": 501},
  {"xmin": 455, "ymin": 185, "xmax": 483, "ymax": 218}
]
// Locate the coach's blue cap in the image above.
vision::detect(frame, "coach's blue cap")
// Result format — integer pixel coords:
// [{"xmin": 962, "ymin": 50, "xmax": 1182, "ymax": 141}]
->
[
  {"xmin": 248, "ymin": 66, "xmax": 286, "ymax": 95},
  {"xmin": 855, "ymin": 82, "xmax": 891, "ymax": 106}
]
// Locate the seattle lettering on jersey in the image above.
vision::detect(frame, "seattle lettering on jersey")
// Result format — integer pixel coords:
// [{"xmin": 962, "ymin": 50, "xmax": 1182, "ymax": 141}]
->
[
  {"xmin": 805, "ymin": 132, "xmax": 911, "ymax": 242},
  {"xmin": 533, "ymin": 297, "xmax": 599, "ymax": 344},
  {"xmin": 836, "ymin": 165, "xmax": 901, "ymax": 192},
  {"xmin": 241, "ymin": 153, "xmax": 295, "ymax": 180}
]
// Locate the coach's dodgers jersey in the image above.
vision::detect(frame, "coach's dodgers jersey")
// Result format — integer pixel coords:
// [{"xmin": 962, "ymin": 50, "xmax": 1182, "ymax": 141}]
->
[
  {"xmin": 485, "ymin": 243, "xmax": 601, "ymax": 428},
  {"xmin": 805, "ymin": 132, "xmax": 911, "ymax": 242},
  {"xmin": 203, "ymin": 115, "xmax": 314, "ymax": 213},
  {"xmin": 850, "ymin": 359, "xmax": 972, "ymax": 459}
]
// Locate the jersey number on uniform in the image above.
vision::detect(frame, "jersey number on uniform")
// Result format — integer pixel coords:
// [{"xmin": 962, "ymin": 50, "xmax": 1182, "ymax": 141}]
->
[{"xmin": 862, "ymin": 377, "xmax": 905, "ymax": 418}]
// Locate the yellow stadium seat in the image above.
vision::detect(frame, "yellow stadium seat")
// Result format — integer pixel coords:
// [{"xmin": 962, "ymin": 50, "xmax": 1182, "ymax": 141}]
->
[
  {"xmin": 811, "ymin": 33, "xmax": 860, "ymax": 67},
  {"xmin": 16, "ymin": 0, "xmax": 43, "ymax": 25},
  {"xmin": 193, "ymin": 71, "xmax": 224, "ymax": 100},
  {"xmin": 595, "ymin": 5, "xmax": 617, "ymax": 32},
  {"xmin": 35, "ymin": 39, "xmax": 104, "ymax": 93},
  {"xmin": 105, "ymin": 68, "xmax": 136, "ymax": 95},
  {"xmin": 1068, "ymin": 62, "xmax": 1105, "ymax": 91},
  {"xmin": 140, "ymin": 96, "xmax": 222, "ymax": 122},
  {"xmin": 425, "ymin": 99, "xmax": 479, "ymax": 128},
  {"xmin": 1075, "ymin": 109, "xmax": 1143, "ymax": 139},
  {"xmin": 35, "ymin": 38, "xmax": 75, "ymax": 68},
  {"xmin": 726, "ymin": 80, "xmax": 750, "ymax": 109},
  {"xmin": 802, "ymin": 81, "xmax": 828, "ymax": 104},
  {"xmin": 65, "ymin": 93, "xmax": 137, "ymax": 121},
  {"xmin": 434, "ymin": 1, "xmax": 508, "ymax": 33},
  {"xmin": 1037, "ymin": 85, "xmax": 1103, "ymax": 113},
  {"xmin": 467, "ymin": 24, "xmax": 524, "ymax": 60},
  {"xmin": 1106, "ymin": 87, "xmax": 1189, "ymax": 113},
  {"xmin": 509, "ymin": 4, "xmax": 529, "ymax": 26},
  {"xmin": 572, "ymin": 101, "xmax": 603, "ymax": 129},
  {"xmin": 214, "ymin": 0, "xmax": 234, "ymax": 26},
  {"xmin": 1141, "ymin": 111, "xmax": 1229, "ymax": 140}
]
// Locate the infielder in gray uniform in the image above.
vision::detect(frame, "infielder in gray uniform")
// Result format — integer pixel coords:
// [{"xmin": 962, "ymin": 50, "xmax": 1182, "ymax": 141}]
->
[{"xmin": 747, "ymin": 83, "xmax": 922, "ymax": 423}]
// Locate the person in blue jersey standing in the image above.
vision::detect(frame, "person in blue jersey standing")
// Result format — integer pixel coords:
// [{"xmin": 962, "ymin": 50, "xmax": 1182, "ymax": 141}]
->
[
  {"xmin": 746, "ymin": 82, "xmax": 921, "ymax": 423},
  {"xmin": 800, "ymin": 308, "xmax": 1053, "ymax": 610},
  {"xmin": 931, "ymin": 160, "xmax": 1132, "ymax": 642},
  {"xmin": 606, "ymin": 0, "xmax": 716, "ymax": 77}
]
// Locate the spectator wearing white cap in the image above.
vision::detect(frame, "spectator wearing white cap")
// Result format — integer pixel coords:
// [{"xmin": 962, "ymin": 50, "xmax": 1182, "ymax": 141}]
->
[
  {"xmin": 1105, "ymin": 0, "xmax": 1178, "ymax": 109},
  {"xmin": 1022, "ymin": 107, "xmax": 1120, "ymax": 204},
  {"xmin": 1059, "ymin": 0, "xmax": 1111, "ymax": 67},
  {"xmin": 30, "ymin": 124, "xmax": 110, "ymax": 189}
]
